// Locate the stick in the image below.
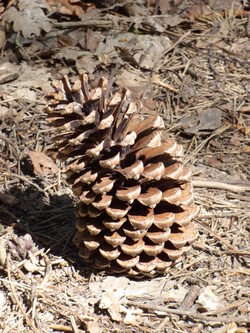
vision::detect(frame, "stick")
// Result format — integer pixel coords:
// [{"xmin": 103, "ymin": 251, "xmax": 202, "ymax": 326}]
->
[
  {"xmin": 194, "ymin": 219, "xmax": 238, "ymax": 251},
  {"xmin": 193, "ymin": 180, "xmax": 250, "ymax": 193},
  {"xmin": 0, "ymin": 133, "xmax": 20, "ymax": 157},
  {"xmin": 6, "ymin": 255, "xmax": 40, "ymax": 333},
  {"xmin": 126, "ymin": 301, "xmax": 249, "ymax": 324},
  {"xmin": 153, "ymin": 31, "xmax": 191, "ymax": 72},
  {"xmin": 4, "ymin": 172, "xmax": 47, "ymax": 194}
]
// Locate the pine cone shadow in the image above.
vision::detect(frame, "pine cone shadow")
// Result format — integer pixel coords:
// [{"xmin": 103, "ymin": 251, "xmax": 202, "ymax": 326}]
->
[{"xmin": 0, "ymin": 185, "xmax": 93, "ymax": 278}]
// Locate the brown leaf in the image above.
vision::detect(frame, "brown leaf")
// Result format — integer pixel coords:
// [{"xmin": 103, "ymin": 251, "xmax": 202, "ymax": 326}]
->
[
  {"xmin": 57, "ymin": 34, "xmax": 76, "ymax": 47},
  {"xmin": 181, "ymin": 108, "xmax": 223, "ymax": 134},
  {"xmin": 229, "ymin": 133, "xmax": 241, "ymax": 147},
  {"xmin": 27, "ymin": 150, "xmax": 59, "ymax": 175},
  {"xmin": 115, "ymin": 46, "xmax": 139, "ymax": 67},
  {"xmin": 0, "ymin": 62, "xmax": 20, "ymax": 84},
  {"xmin": 204, "ymin": 156, "xmax": 223, "ymax": 169},
  {"xmin": 46, "ymin": 0, "xmax": 95, "ymax": 18},
  {"xmin": 158, "ymin": 0, "xmax": 172, "ymax": 14},
  {"xmin": 86, "ymin": 29, "xmax": 102, "ymax": 53}
]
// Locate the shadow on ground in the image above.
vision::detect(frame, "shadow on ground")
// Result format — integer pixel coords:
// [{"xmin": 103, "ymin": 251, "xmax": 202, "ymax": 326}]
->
[{"xmin": 0, "ymin": 184, "xmax": 93, "ymax": 278}]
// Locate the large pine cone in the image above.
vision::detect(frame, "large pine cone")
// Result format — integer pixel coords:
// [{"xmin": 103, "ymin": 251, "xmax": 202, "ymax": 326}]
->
[{"xmin": 46, "ymin": 74, "xmax": 199, "ymax": 278}]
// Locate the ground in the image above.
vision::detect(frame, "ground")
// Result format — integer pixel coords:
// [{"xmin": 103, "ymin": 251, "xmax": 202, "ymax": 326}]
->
[{"xmin": 0, "ymin": 1, "xmax": 249, "ymax": 332}]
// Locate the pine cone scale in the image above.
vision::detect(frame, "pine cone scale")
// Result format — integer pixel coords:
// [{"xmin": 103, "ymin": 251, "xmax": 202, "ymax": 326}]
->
[{"xmin": 46, "ymin": 74, "xmax": 199, "ymax": 277}]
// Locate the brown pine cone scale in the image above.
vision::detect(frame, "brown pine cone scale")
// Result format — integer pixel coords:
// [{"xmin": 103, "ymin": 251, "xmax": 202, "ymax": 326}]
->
[{"xmin": 46, "ymin": 74, "xmax": 199, "ymax": 278}]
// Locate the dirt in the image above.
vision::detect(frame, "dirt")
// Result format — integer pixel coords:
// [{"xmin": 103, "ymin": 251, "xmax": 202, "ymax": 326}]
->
[{"xmin": 0, "ymin": 1, "xmax": 249, "ymax": 332}]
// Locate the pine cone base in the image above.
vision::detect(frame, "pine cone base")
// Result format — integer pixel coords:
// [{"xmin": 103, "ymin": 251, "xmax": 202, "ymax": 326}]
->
[{"xmin": 47, "ymin": 74, "xmax": 199, "ymax": 278}]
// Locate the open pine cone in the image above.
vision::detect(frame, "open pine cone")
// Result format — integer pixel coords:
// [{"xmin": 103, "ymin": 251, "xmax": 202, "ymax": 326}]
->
[{"xmin": 46, "ymin": 74, "xmax": 199, "ymax": 278}]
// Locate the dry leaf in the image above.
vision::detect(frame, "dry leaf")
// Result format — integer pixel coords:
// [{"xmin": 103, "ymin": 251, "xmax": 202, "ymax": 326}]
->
[
  {"xmin": 0, "ymin": 241, "xmax": 6, "ymax": 266},
  {"xmin": 227, "ymin": 322, "xmax": 248, "ymax": 333},
  {"xmin": 132, "ymin": 35, "xmax": 172, "ymax": 70},
  {"xmin": 123, "ymin": 2, "xmax": 148, "ymax": 17},
  {"xmin": 0, "ymin": 62, "xmax": 20, "ymax": 84},
  {"xmin": 99, "ymin": 291, "xmax": 122, "ymax": 322},
  {"xmin": 164, "ymin": 285, "xmax": 188, "ymax": 304},
  {"xmin": 158, "ymin": 0, "xmax": 172, "ymax": 14},
  {"xmin": 115, "ymin": 69, "xmax": 154, "ymax": 101},
  {"xmin": 197, "ymin": 286, "xmax": 220, "ymax": 311},
  {"xmin": 24, "ymin": 260, "xmax": 39, "ymax": 272},
  {"xmin": 0, "ymin": 105, "xmax": 9, "ymax": 119},
  {"xmin": 46, "ymin": 0, "xmax": 95, "ymax": 18},
  {"xmin": 85, "ymin": 319, "xmax": 101, "ymax": 333},
  {"xmin": 27, "ymin": 150, "xmax": 59, "ymax": 175},
  {"xmin": 181, "ymin": 108, "xmax": 223, "ymax": 134},
  {"xmin": 86, "ymin": 29, "xmax": 102, "ymax": 53},
  {"xmin": 123, "ymin": 307, "xmax": 143, "ymax": 325},
  {"xmin": 209, "ymin": 0, "xmax": 243, "ymax": 13},
  {"xmin": 142, "ymin": 15, "xmax": 184, "ymax": 32},
  {"xmin": 14, "ymin": 88, "xmax": 37, "ymax": 101},
  {"xmin": 16, "ymin": 64, "xmax": 52, "ymax": 94},
  {"xmin": 3, "ymin": 0, "xmax": 52, "ymax": 38}
]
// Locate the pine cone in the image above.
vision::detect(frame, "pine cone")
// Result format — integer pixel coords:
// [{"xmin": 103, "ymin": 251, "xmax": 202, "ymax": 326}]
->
[{"xmin": 46, "ymin": 74, "xmax": 199, "ymax": 277}]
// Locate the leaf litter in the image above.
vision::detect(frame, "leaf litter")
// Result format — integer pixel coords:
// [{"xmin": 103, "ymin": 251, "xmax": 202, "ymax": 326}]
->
[{"xmin": 0, "ymin": 0, "xmax": 249, "ymax": 332}]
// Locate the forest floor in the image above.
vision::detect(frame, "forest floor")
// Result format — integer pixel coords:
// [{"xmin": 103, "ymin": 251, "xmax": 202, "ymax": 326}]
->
[{"xmin": 0, "ymin": 1, "xmax": 249, "ymax": 332}]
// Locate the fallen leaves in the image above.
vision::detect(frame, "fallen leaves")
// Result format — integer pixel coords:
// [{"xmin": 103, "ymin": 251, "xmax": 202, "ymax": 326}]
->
[
  {"xmin": 46, "ymin": 0, "xmax": 95, "ymax": 18},
  {"xmin": 197, "ymin": 286, "xmax": 220, "ymax": 312},
  {"xmin": 181, "ymin": 108, "xmax": 223, "ymax": 134},
  {"xmin": 3, "ymin": 0, "xmax": 52, "ymax": 38},
  {"xmin": 0, "ymin": 62, "xmax": 20, "ymax": 84},
  {"xmin": 27, "ymin": 151, "xmax": 59, "ymax": 176}
]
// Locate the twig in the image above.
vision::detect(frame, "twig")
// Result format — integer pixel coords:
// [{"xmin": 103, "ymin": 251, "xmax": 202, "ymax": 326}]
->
[
  {"xmin": 224, "ymin": 250, "xmax": 250, "ymax": 256},
  {"xmin": 70, "ymin": 316, "xmax": 79, "ymax": 333},
  {"xmin": 151, "ymin": 75, "xmax": 178, "ymax": 93},
  {"xmin": 6, "ymin": 254, "xmax": 40, "ymax": 333},
  {"xmin": 193, "ymin": 242, "xmax": 250, "ymax": 257},
  {"xmin": 4, "ymin": 172, "xmax": 47, "ymax": 194},
  {"xmin": 126, "ymin": 301, "xmax": 249, "ymax": 324},
  {"xmin": 153, "ymin": 31, "xmax": 191, "ymax": 72},
  {"xmin": 208, "ymin": 45, "xmax": 219, "ymax": 77},
  {"xmin": 54, "ymin": 19, "xmax": 117, "ymax": 30},
  {"xmin": 179, "ymin": 285, "xmax": 201, "ymax": 310},
  {"xmin": 39, "ymin": 253, "xmax": 51, "ymax": 289},
  {"xmin": 50, "ymin": 324, "xmax": 73, "ymax": 332},
  {"xmin": 184, "ymin": 124, "xmax": 231, "ymax": 163},
  {"xmin": 193, "ymin": 180, "xmax": 250, "ymax": 193},
  {"xmin": 0, "ymin": 133, "xmax": 20, "ymax": 158},
  {"xmin": 194, "ymin": 219, "xmax": 238, "ymax": 251},
  {"xmin": 206, "ymin": 300, "xmax": 247, "ymax": 316}
]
